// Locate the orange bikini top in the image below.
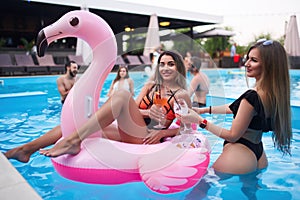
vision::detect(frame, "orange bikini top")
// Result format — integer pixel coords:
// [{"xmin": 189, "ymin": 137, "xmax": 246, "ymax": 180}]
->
[{"xmin": 139, "ymin": 84, "xmax": 179, "ymax": 120}]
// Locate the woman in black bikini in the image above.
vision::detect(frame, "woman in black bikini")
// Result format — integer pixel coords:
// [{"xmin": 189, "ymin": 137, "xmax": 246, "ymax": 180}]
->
[{"xmin": 178, "ymin": 40, "xmax": 292, "ymax": 174}]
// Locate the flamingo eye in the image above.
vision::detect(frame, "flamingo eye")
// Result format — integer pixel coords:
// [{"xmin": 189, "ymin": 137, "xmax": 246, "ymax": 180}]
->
[{"xmin": 69, "ymin": 17, "xmax": 79, "ymax": 26}]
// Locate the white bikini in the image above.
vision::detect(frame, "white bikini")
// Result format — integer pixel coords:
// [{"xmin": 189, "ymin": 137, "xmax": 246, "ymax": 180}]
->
[{"xmin": 112, "ymin": 79, "xmax": 130, "ymax": 93}]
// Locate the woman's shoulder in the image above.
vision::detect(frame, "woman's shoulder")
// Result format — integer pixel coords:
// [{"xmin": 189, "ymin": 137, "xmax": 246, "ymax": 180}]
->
[
  {"xmin": 145, "ymin": 80, "xmax": 156, "ymax": 87},
  {"xmin": 239, "ymin": 90, "xmax": 263, "ymax": 109},
  {"xmin": 242, "ymin": 89, "xmax": 259, "ymax": 98},
  {"xmin": 172, "ymin": 89, "xmax": 191, "ymax": 106},
  {"xmin": 140, "ymin": 81, "xmax": 155, "ymax": 91},
  {"xmin": 173, "ymin": 88, "xmax": 189, "ymax": 98}
]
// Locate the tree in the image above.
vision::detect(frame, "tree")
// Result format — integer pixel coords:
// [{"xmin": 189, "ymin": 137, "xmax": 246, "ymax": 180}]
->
[
  {"xmin": 199, "ymin": 26, "xmax": 234, "ymax": 57},
  {"xmin": 200, "ymin": 37, "xmax": 230, "ymax": 56},
  {"xmin": 20, "ymin": 38, "xmax": 35, "ymax": 54}
]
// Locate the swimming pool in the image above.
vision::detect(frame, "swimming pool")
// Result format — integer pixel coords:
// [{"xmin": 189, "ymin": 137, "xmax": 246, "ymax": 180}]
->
[{"xmin": 0, "ymin": 70, "xmax": 299, "ymax": 200}]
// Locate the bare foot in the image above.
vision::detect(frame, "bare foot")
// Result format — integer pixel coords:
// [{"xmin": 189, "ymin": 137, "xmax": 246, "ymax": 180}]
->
[
  {"xmin": 4, "ymin": 146, "xmax": 34, "ymax": 163},
  {"xmin": 39, "ymin": 137, "xmax": 81, "ymax": 157}
]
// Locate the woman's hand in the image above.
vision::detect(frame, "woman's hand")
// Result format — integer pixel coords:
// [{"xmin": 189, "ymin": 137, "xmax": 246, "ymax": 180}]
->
[
  {"xmin": 143, "ymin": 129, "xmax": 163, "ymax": 144},
  {"xmin": 149, "ymin": 104, "xmax": 166, "ymax": 123},
  {"xmin": 177, "ymin": 108, "xmax": 202, "ymax": 124}
]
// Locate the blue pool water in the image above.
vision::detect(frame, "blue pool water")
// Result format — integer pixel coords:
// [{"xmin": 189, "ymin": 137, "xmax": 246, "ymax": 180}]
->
[{"xmin": 0, "ymin": 70, "xmax": 300, "ymax": 200}]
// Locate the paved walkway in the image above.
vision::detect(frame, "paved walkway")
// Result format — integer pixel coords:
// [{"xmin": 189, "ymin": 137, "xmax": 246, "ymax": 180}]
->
[{"xmin": 0, "ymin": 152, "xmax": 42, "ymax": 200}]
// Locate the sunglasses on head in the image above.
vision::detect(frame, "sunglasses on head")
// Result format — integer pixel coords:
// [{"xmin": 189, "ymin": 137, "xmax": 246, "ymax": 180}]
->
[
  {"xmin": 262, "ymin": 40, "xmax": 273, "ymax": 46},
  {"xmin": 257, "ymin": 39, "xmax": 273, "ymax": 46}
]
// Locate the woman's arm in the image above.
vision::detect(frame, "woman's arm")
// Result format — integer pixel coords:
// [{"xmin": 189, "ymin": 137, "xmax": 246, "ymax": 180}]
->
[
  {"xmin": 193, "ymin": 104, "xmax": 232, "ymax": 115},
  {"xmin": 143, "ymin": 89, "xmax": 189, "ymax": 144},
  {"xmin": 143, "ymin": 128, "xmax": 179, "ymax": 144},
  {"xmin": 180, "ymin": 99, "xmax": 255, "ymax": 142}
]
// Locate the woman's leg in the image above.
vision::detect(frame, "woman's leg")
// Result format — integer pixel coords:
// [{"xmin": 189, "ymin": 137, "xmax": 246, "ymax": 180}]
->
[
  {"xmin": 257, "ymin": 151, "xmax": 268, "ymax": 169},
  {"xmin": 40, "ymin": 90, "xmax": 148, "ymax": 157},
  {"xmin": 212, "ymin": 143, "xmax": 257, "ymax": 174},
  {"xmin": 4, "ymin": 125, "xmax": 62, "ymax": 162},
  {"xmin": 102, "ymin": 123, "xmax": 122, "ymax": 141}
]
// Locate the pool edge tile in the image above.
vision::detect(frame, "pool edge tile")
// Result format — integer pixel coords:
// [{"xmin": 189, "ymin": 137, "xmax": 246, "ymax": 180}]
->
[{"xmin": 0, "ymin": 152, "xmax": 42, "ymax": 200}]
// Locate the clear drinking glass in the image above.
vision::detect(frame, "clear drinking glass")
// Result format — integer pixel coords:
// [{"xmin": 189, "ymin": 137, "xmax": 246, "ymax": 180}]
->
[
  {"xmin": 173, "ymin": 98, "xmax": 192, "ymax": 134},
  {"xmin": 153, "ymin": 86, "xmax": 168, "ymax": 129},
  {"xmin": 173, "ymin": 98, "xmax": 196, "ymax": 148}
]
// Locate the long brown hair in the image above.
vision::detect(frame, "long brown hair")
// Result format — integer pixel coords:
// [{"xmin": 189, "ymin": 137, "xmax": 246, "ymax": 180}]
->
[
  {"xmin": 113, "ymin": 66, "xmax": 129, "ymax": 85},
  {"xmin": 153, "ymin": 50, "xmax": 186, "ymax": 89},
  {"xmin": 247, "ymin": 40, "xmax": 292, "ymax": 155}
]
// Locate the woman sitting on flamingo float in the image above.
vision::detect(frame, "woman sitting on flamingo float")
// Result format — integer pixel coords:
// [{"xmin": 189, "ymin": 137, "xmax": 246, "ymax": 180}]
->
[{"xmin": 6, "ymin": 10, "xmax": 210, "ymax": 194}]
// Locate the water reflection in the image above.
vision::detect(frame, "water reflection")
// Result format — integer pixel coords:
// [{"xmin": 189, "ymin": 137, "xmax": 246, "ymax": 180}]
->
[{"xmin": 186, "ymin": 168, "xmax": 292, "ymax": 200}]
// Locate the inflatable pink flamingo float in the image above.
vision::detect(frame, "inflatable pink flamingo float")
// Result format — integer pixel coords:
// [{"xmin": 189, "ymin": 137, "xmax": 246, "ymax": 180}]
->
[{"xmin": 36, "ymin": 10, "xmax": 210, "ymax": 194}]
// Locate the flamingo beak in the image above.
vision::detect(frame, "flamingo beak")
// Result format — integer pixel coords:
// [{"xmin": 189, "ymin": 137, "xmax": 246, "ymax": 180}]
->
[{"xmin": 36, "ymin": 29, "xmax": 48, "ymax": 57}]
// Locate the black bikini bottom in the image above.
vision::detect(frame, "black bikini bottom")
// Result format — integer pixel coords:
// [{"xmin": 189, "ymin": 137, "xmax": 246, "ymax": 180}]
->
[
  {"xmin": 192, "ymin": 101, "xmax": 206, "ymax": 108},
  {"xmin": 223, "ymin": 137, "xmax": 263, "ymax": 160}
]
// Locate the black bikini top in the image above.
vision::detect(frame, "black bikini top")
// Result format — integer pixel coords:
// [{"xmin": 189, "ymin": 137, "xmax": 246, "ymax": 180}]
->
[{"xmin": 229, "ymin": 90, "xmax": 272, "ymax": 132}]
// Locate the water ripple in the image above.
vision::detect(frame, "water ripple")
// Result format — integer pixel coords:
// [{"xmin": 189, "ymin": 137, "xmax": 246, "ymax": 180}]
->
[{"xmin": 1, "ymin": 72, "xmax": 300, "ymax": 200}]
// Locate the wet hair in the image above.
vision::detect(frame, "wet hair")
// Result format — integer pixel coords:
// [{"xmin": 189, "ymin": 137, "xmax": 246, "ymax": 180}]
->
[
  {"xmin": 113, "ymin": 65, "xmax": 129, "ymax": 84},
  {"xmin": 246, "ymin": 40, "xmax": 291, "ymax": 155},
  {"xmin": 154, "ymin": 50, "xmax": 186, "ymax": 89}
]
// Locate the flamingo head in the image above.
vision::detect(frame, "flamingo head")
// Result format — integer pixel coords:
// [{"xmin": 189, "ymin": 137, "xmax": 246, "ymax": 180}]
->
[{"xmin": 36, "ymin": 10, "xmax": 115, "ymax": 57}]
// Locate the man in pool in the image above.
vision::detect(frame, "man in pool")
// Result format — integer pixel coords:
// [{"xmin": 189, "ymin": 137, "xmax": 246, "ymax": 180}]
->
[
  {"xmin": 57, "ymin": 60, "xmax": 78, "ymax": 104},
  {"xmin": 4, "ymin": 61, "xmax": 78, "ymax": 162}
]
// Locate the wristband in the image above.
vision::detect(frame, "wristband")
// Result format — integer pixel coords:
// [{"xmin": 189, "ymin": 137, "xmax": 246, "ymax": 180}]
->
[
  {"xmin": 199, "ymin": 119, "xmax": 207, "ymax": 129},
  {"xmin": 209, "ymin": 106, "xmax": 211, "ymax": 114}
]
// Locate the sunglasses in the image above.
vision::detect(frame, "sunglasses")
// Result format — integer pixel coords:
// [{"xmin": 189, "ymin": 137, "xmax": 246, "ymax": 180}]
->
[
  {"xmin": 257, "ymin": 39, "xmax": 273, "ymax": 46},
  {"xmin": 262, "ymin": 40, "xmax": 273, "ymax": 46}
]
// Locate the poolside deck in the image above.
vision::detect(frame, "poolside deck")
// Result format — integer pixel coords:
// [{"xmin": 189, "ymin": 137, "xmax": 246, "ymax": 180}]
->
[{"xmin": 0, "ymin": 152, "xmax": 42, "ymax": 200}]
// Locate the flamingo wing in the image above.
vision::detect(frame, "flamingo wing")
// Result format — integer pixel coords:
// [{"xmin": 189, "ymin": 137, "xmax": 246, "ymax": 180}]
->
[{"xmin": 138, "ymin": 142, "xmax": 210, "ymax": 194}]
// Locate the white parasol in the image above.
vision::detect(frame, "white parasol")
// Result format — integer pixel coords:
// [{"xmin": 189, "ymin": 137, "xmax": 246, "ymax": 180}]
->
[
  {"xmin": 143, "ymin": 13, "xmax": 160, "ymax": 57},
  {"xmin": 196, "ymin": 27, "xmax": 235, "ymax": 38},
  {"xmin": 284, "ymin": 15, "xmax": 300, "ymax": 56}
]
